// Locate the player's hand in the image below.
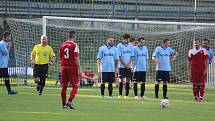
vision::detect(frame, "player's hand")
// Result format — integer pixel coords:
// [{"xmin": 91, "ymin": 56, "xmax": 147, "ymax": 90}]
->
[
  {"xmin": 31, "ymin": 59, "xmax": 35, "ymax": 64},
  {"xmin": 125, "ymin": 64, "xmax": 130, "ymax": 69},
  {"xmin": 98, "ymin": 69, "xmax": 102, "ymax": 77},
  {"xmin": 8, "ymin": 42, "xmax": 13, "ymax": 49},
  {"xmin": 156, "ymin": 60, "xmax": 161, "ymax": 65},
  {"xmin": 115, "ymin": 68, "xmax": 119, "ymax": 75}
]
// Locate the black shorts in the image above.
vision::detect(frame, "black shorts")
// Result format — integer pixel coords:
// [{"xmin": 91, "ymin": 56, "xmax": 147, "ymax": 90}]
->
[
  {"xmin": 0, "ymin": 68, "xmax": 9, "ymax": 78},
  {"xmin": 102, "ymin": 72, "xmax": 115, "ymax": 83},
  {"xmin": 133, "ymin": 71, "xmax": 146, "ymax": 82},
  {"xmin": 33, "ymin": 64, "xmax": 48, "ymax": 79},
  {"xmin": 156, "ymin": 71, "xmax": 170, "ymax": 82},
  {"xmin": 119, "ymin": 68, "xmax": 132, "ymax": 78}
]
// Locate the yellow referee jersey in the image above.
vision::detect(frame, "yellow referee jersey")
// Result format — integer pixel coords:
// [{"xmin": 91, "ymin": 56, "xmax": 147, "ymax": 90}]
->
[{"xmin": 31, "ymin": 44, "xmax": 55, "ymax": 65}]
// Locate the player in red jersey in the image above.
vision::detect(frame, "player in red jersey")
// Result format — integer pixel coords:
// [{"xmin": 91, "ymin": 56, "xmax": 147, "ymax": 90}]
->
[
  {"xmin": 59, "ymin": 31, "xmax": 81, "ymax": 109},
  {"xmin": 188, "ymin": 39, "xmax": 208, "ymax": 101}
]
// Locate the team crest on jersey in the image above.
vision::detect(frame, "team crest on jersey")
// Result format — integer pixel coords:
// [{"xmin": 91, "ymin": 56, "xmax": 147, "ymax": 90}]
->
[{"xmin": 44, "ymin": 51, "xmax": 48, "ymax": 56}]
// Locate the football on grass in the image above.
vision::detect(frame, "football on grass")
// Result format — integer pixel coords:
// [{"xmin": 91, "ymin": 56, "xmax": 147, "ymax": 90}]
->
[{"xmin": 160, "ymin": 99, "xmax": 170, "ymax": 108}]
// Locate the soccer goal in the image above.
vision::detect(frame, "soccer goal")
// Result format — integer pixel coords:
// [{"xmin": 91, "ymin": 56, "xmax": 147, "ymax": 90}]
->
[{"xmin": 6, "ymin": 16, "xmax": 215, "ymax": 88}]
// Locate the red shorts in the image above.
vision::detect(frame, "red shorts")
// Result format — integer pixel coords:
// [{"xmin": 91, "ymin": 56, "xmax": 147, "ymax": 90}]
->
[
  {"xmin": 61, "ymin": 66, "xmax": 79, "ymax": 86},
  {"xmin": 191, "ymin": 71, "xmax": 207, "ymax": 84}
]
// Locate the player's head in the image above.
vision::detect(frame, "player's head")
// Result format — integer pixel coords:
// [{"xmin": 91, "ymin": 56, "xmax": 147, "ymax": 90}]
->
[
  {"xmin": 193, "ymin": 39, "xmax": 200, "ymax": 50},
  {"xmin": 130, "ymin": 38, "xmax": 136, "ymax": 46},
  {"xmin": 138, "ymin": 37, "xmax": 145, "ymax": 46},
  {"xmin": 106, "ymin": 37, "xmax": 114, "ymax": 47},
  {"xmin": 40, "ymin": 35, "xmax": 48, "ymax": 45},
  {"xmin": 68, "ymin": 31, "xmax": 77, "ymax": 41},
  {"xmin": 162, "ymin": 39, "xmax": 170, "ymax": 48},
  {"xmin": 123, "ymin": 34, "xmax": 130, "ymax": 43},
  {"xmin": 3, "ymin": 31, "xmax": 12, "ymax": 41},
  {"xmin": 202, "ymin": 39, "xmax": 209, "ymax": 48}
]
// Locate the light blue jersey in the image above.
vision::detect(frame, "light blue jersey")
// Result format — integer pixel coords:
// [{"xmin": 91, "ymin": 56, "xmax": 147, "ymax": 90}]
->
[
  {"xmin": 205, "ymin": 48, "xmax": 214, "ymax": 64},
  {"xmin": 0, "ymin": 40, "xmax": 9, "ymax": 68},
  {"xmin": 152, "ymin": 46, "xmax": 175, "ymax": 71},
  {"xmin": 134, "ymin": 45, "xmax": 149, "ymax": 72},
  {"xmin": 97, "ymin": 45, "xmax": 119, "ymax": 72},
  {"xmin": 117, "ymin": 43, "xmax": 134, "ymax": 68}
]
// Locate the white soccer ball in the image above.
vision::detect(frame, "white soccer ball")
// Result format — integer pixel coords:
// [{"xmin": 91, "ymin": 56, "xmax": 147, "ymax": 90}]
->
[{"xmin": 160, "ymin": 99, "xmax": 170, "ymax": 108}]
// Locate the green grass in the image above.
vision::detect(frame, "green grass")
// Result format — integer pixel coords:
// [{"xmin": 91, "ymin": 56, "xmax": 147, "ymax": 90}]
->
[{"xmin": 0, "ymin": 84, "xmax": 215, "ymax": 121}]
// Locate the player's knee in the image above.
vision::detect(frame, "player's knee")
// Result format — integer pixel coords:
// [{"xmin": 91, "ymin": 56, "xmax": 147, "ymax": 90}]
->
[{"xmin": 62, "ymin": 84, "xmax": 68, "ymax": 88}]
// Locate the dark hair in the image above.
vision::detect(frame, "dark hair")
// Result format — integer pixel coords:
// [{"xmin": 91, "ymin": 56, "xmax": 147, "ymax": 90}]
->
[
  {"xmin": 130, "ymin": 38, "xmax": 135, "ymax": 42},
  {"xmin": 138, "ymin": 37, "xmax": 145, "ymax": 42},
  {"xmin": 3, "ymin": 31, "xmax": 11, "ymax": 39},
  {"xmin": 203, "ymin": 39, "xmax": 209, "ymax": 43},
  {"xmin": 68, "ymin": 31, "xmax": 76, "ymax": 38},
  {"xmin": 123, "ymin": 34, "xmax": 130, "ymax": 39},
  {"xmin": 162, "ymin": 39, "xmax": 170, "ymax": 43}
]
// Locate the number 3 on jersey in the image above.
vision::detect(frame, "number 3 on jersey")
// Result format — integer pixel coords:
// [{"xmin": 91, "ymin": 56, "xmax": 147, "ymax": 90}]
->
[{"xmin": 64, "ymin": 48, "xmax": 69, "ymax": 59}]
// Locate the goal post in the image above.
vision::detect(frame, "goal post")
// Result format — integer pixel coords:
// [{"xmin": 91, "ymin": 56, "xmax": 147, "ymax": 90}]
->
[{"xmin": 6, "ymin": 16, "xmax": 215, "ymax": 88}]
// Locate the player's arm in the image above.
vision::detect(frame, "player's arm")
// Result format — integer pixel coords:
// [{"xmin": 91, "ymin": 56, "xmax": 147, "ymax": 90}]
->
[
  {"xmin": 49, "ymin": 47, "xmax": 56, "ymax": 64},
  {"xmin": 187, "ymin": 50, "xmax": 192, "ymax": 78},
  {"xmin": 97, "ymin": 47, "xmax": 103, "ymax": 76},
  {"xmin": 30, "ymin": 46, "xmax": 36, "ymax": 63},
  {"xmin": 114, "ymin": 48, "xmax": 120, "ymax": 75},
  {"xmin": 171, "ymin": 48, "xmax": 178, "ymax": 62},
  {"xmin": 0, "ymin": 43, "xmax": 9, "ymax": 55},
  {"xmin": 128, "ymin": 47, "xmax": 135, "ymax": 69},
  {"xmin": 152, "ymin": 47, "xmax": 160, "ymax": 64},
  {"xmin": 74, "ymin": 44, "xmax": 81, "ymax": 78},
  {"xmin": 204, "ymin": 50, "xmax": 209, "ymax": 75}
]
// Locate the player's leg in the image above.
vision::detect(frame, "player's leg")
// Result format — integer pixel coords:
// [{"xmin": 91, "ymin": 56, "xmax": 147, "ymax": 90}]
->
[
  {"xmin": 155, "ymin": 71, "xmax": 161, "ymax": 99},
  {"xmin": 199, "ymin": 73, "xmax": 207, "ymax": 101},
  {"xmin": 38, "ymin": 64, "xmax": 48, "ymax": 95},
  {"xmin": 191, "ymin": 71, "xmax": 199, "ymax": 101},
  {"xmin": 67, "ymin": 68, "xmax": 79, "ymax": 109},
  {"xmin": 133, "ymin": 72, "xmax": 138, "ymax": 98},
  {"xmin": 162, "ymin": 71, "xmax": 169, "ymax": 99},
  {"xmin": 61, "ymin": 68, "xmax": 68, "ymax": 108},
  {"xmin": 100, "ymin": 72, "xmax": 106, "ymax": 98},
  {"xmin": 107, "ymin": 72, "xmax": 115, "ymax": 98},
  {"xmin": 118, "ymin": 68, "xmax": 125, "ymax": 98},
  {"xmin": 125, "ymin": 68, "xmax": 132, "ymax": 98},
  {"xmin": 199, "ymin": 82, "xmax": 205, "ymax": 101},
  {"xmin": 140, "ymin": 72, "xmax": 146, "ymax": 98},
  {"xmin": 1, "ymin": 68, "xmax": 17, "ymax": 94},
  {"xmin": 33, "ymin": 64, "xmax": 40, "ymax": 92}
]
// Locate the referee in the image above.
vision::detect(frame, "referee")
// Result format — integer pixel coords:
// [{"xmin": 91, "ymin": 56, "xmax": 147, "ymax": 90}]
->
[
  {"xmin": 0, "ymin": 31, "xmax": 17, "ymax": 95},
  {"xmin": 152, "ymin": 39, "xmax": 178, "ymax": 99},
  {"xmin": 31, "ymin": 35, "xmax": 56, "ymax": 95}
]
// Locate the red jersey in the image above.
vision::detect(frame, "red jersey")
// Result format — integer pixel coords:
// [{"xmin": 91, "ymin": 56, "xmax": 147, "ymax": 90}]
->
[
  {"xmin": 59, "ymin": 41, "xmax": 79, "ymax": 67},
  {"xmin": 188, "ymin": 48, "xmax": 208, "ymax": 73}
]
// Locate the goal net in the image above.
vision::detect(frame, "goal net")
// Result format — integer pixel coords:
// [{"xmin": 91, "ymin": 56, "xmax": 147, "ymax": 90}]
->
[{"xmin": 6, "ymin": 16, "xmax": 215, "ymax": 88}]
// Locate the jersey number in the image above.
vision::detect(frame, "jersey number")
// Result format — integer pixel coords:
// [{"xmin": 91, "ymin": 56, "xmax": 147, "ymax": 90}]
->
[{"xmin": 64, "ymin": 48, "xmax": 69, "ymax": 59}]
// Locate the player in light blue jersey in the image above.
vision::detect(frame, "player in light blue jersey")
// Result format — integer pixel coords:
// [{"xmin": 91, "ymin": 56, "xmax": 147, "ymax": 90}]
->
[
  {"xmin": 117, "ymin": 34, "xmax": 134, "ymax": 98},
  {"xmin": 0, "ymin": 31, "xmax": 17, "ymax": 95},
  {"xmin": 152, "ymin": 39, "xmax": 178, "ymax": 99},
  {"xmin": 202, "ymin": 39, "xmax": 214, "ymax": 65},
  {"xmin": 133, "ymin": 37, "xmax": 149, "ymax": 99},
  {"xmin": 97, "ymin": 37, "xmax": 119, "ymax": 99}
]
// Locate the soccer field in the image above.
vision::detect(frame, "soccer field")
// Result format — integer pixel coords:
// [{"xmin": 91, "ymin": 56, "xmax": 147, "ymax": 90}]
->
[{"xmin": 0, "ymin": 84, "xmax": 215, "ymax": 121}]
